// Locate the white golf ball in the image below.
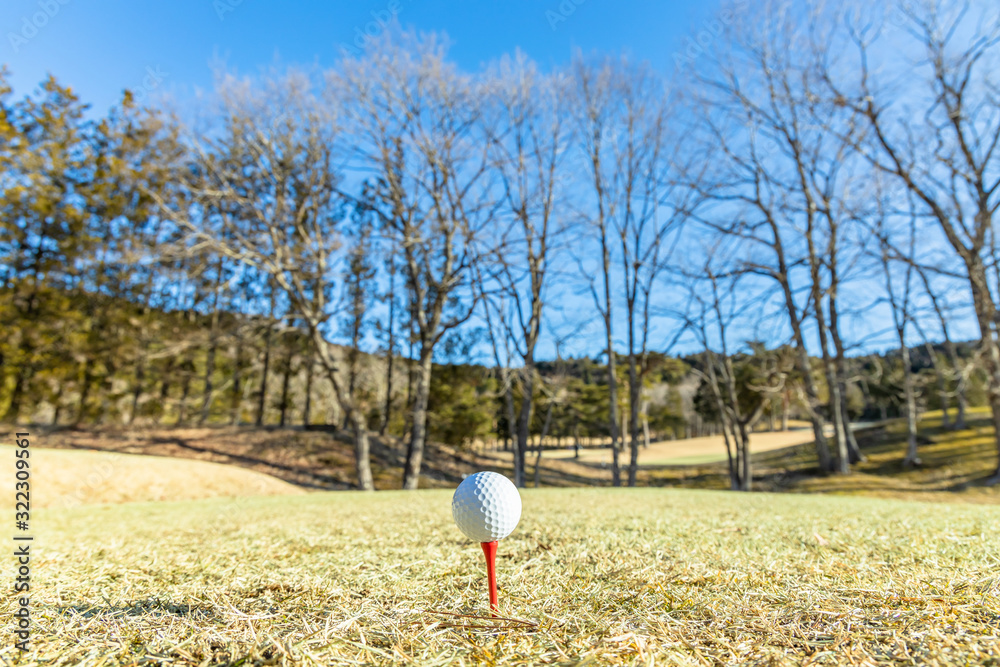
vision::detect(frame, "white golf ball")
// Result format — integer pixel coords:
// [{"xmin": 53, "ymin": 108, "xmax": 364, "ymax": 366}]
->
[{"xmin": 452, "ymin": 471, "xmax": 522, "ymax": 543}]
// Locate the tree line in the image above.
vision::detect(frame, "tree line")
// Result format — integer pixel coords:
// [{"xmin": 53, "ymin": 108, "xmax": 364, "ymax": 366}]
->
[{"xmin": 1, "ymin": 0, "xmax": 996, "ymax": 490}]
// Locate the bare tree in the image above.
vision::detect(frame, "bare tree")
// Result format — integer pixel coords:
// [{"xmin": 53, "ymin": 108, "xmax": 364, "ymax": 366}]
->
[
  {"xmin": 912, "ymin": 316, "xmax": 953, "ymax": 430},
  {"xmin": 480, "ymin": 285, "xmax": 521, "ymax": 480},
  {"xmin": 150, "ymin": 69, "xmax": 376, "ymax": 490},
  {"xmin": 684, "ymin": 3, "xmax": 862, "ymax": 474},
  {"xmin": 568, "ymin": 56, "xmax": 628, "ymax": 486},
  {"xmin": 277, "ymin": 317, "xmax": 297, "ymax": 427},
  {"xmin": 255, "ymin": 277, "xmax": 277, "ymax": 427},
  {"xmin": 874, "ymin": 188, "xmax": 921, "ymax": 466},
  {"xmin": 823, "ymin": 1, "xmax": 1000, "ymax": 480},
  {"xmin": 198, "ymin": 252, "xmax": 227, "ymax": 425},
  {"xmin": 342, "ymin": 212, "xmax": 377, "ymax": 430},
  {"xmin": 679, "ymin": 258, "xmax": 780, "ymax": 491},
  {"xmin": 570, "ymin": 56, "xmax": 686, "ymax": 487},
  {"xmin": 335, "ymin": 33, "xmax": 493, "ymax": 489},
  {"xmin": 608, "ymin": 71, "xmax": 693, "ymax": 487},
  {"xmin": 378, "ymin": 252, "xmax": 398, "ymax": 436},
  {"xmin": 914, "ymin": 265, "xmax": 969, "ymax": 429},
  {"xmin": 481, "ymin": 53, "xmax": 568, "ymax": 488}
]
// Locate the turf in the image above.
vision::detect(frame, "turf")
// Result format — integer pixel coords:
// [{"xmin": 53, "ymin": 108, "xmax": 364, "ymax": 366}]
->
[
  {"xmin": 16, "ymin": 409, "xmax": 999, "ymax": 505},
  {"xmin": 642, "ymin": 408, "xmax": 1000, "ymax": 504},
  {"xmin": 10, "ymin": 488, "xmax": 1000, "ymax": 665},
  {"xmin": 0, "ymin": 444, "xmax": 303, "ymax": 509}
]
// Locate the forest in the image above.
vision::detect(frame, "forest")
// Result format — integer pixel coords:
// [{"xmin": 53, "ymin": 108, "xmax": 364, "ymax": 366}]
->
[{"xmin": 1, "ymin": 0, "xmax": 995, "ymax": 491}]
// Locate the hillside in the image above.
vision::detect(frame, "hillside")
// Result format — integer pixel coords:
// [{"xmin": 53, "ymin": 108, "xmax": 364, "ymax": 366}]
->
[
  {"xmin": 7, "ymin": 408, "xmax": 999, "ymax": 504},
  {"xmin": 1, "ymin": 445, "xmax": 304, "ymax": 509},
  {"xmin": 4, "ymin": 284, "xmax": 982, "ymax": 450},
  {"xmin": 642, "ymin": 408, "xmax": 1000, "ymax": 503},
  {"xmin": 2, "ymin": 424, "xmax": 607, "ymax": 492}
]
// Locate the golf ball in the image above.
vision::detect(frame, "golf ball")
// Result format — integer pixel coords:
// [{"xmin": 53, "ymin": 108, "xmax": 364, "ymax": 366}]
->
[{"xmin": 452, "ymin": 471, "xmax": 522, "ymax": 542}]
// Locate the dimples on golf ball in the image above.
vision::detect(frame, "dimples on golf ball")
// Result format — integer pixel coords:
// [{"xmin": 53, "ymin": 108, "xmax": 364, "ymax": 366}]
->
[{"xmin": 452, "ymin": 472, "xmax": 521, "ymax": 542}]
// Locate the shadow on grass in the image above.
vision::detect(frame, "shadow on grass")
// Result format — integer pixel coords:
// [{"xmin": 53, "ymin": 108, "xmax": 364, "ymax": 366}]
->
[
  {"xmin": 11, "ymin": 409, "xmax": 997, "ymax": 500},
  {"xmin": 56, "ymin": 432, "xmax": 355, "ymax": 491},
  {"xmin": 635, "ymin": 411, "xmax": 1000, "ymax": 502},
  {"xmin": 146, "ymin": 436, "xmax": 355, "ymax": 492},
  {"xmin": 57, "ymin": 598, "xmax": 216, "ymax": 620}
]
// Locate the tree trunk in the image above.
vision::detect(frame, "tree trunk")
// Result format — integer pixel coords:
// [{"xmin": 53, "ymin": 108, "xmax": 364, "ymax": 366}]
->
[
  {"xmin": 176, "ymin": 359, "xmax": 193, "ymax": 426},
  {"xmin": 825, "ymin": 363, "xmax": 850, "ymax": 474},
  {"xmin": 199, "ymin": 259, "xmax": 225, "ymax": 426},
  {"xmin": 827, "ymin": 239, "xmax": 862, "ymax": 466},
  {"xmin": 839, "ymin": 379, "xmax": 864, "ymax": 463},
  {"xmin": 75, "ymin": 356, "xmax": 95, "ymax": 426},
  {"xmin": 5, "ymin": 281, "xmax": 42, "ymax": 423},
  {"xmin": 627, "ymin": 356, "xmax": 641, "ymax": 487},
  {"xmin": 199, "ymin": 334, "xmax": 219, "ymax": 426},
  {"xmin": 828, "ymin": 380, "xmax": 851, "ymax": 475},
  {"xmin": 303, "ymin": 346, "xmax": 314, "ymax": 426},
  {"xmin": 778, "ymin": 269, "xmax": 832, "ymax": 472},
  {"xmin": 230, "ymin": 338, "xmax": 244, "ymax": 425},
  {"xmin": 505, "ymin": 371, "xmax": 522, "ymax": 486},
  {"xmin": 794, "ymin": 345, "xmax": 832, "ymax": 473},
  {"xmin": 256, "ymin": 316, "xmax": 274, "ymax": 427},
  {"xmin": 723, "ymin": 420, "xmax": 738, "ymax": 490},
  {"xmin": 127, "ymin": 299, "xmax": 153, "ymax": 426},
  {"xmin": 952, "ymin": 360, "xmax": 969, "ymax": 431},
  {"xmin": 901, "ymin": 342, "xmax": 920, "ymax": 467},
  {"xmin": 966, "ymin": 267, "xmax": 1000, "ymax": 481},
  {"xmin": 704, "ymin": 354, "xmax": 740, "ymax": 490},
  {"xmin": 515, "ymin": 362, "xmax": 536, "ymax": 489},
  {"xmin": 922, "ymin": 340, "xmax": 951, "ymax": 429},
  {"xmin": 97, "ymin": 355, "xmax": 119, "ymax": 426},
  {"xmin": 533, "ymin": 400, "xmax": 555, "ymax": 488},
  {"xmin": 601, "ymin": 245, "xmax": 621, "ymax": 487},
  {"xmin": 350, "ymin": 411, "xmax": 375, "ymax": 491},
  {"xmin": 918, "ymin": 268, "xmax": 967, "ymax": 430},
  {"xmin": 781, "ymin": 391, "xmax": 789, "ymax": 431},
  {"xmin": 809, "ymin": 259, "xmax": 849, "ymax": 475},
  {"xmin": 51, "ymin": 380, "xmax": 64, "ymax": 426},
  {"xmin": 128, "ymin": 353, "xmax": 146, "ymax": 425},
  {"xmin": 738, "ymin": 420, "xmax": 752, "ymax": 491},
  {"xmin": 381, "ymin": 268, "xmax": 396, "ymax": 437},
  {"xmin": 402, "ymin": 348, "xmax": 433, "ymax": 489},
  {"xmin": 157, "ymin": 358, "xmax": 174, "ymax": 425},
  {"xmin": 278, "ymin": 322, "xmax": 295, "ymax": 427},
  {"xmin": 404, "ymin": 337, "xmax": 415, "ymax": 443},
  {"xmin": 5, "ymin": 365, "xmax": 29, "ymax": 423},
  {"xmin": 831, "ymin": 337, "xmax": 863, "ymax": 462}
]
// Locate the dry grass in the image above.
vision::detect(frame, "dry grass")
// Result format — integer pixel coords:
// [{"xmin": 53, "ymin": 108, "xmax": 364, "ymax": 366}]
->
[
  {"xmin": 6, "ymin": 407, "xmax": 1000, "ymax": 507},
  {"xmin": 642, "ymin": 408, "xmax": 1000, "ymax": 504},
  {"xmin": 0, "ymin": 445, "xmax": 304, "ymax": 509},
  {"xmin": 4, "ymin": 488, "xmax": 999, "ymax": 665},
  {"xmin": 501, "ymin": 429, "xmax": 823, "ymax": 466},
  {"xmin": 0, "ymin": 424, "xmax": 601, "ymax": 492}
]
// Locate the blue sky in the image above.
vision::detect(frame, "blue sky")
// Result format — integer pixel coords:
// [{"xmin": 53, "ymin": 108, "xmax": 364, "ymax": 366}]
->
[
  {"xmin": 2, "ymin": 0, "xmax": 714, "ymax": 115},
  {"xmin": 1, "ymin": 0, "xmax": 981, "ymax": 361}
]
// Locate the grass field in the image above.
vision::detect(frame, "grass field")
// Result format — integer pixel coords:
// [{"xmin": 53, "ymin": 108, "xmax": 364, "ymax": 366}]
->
[
  {"xmin": 11, "ymin": 409, "xmax": 999, "ymax": 505},
  {"xmin": 639, "ymin": 408, "xmax": 1000, "ymax": 504},
  {"xmin": 532, "ymin": 426, "xmax": 825, "ymax": 466},
  {"xmin": 0, "ymin": 445, "xmax": 303, "ymax": 509},
  {"xmin": 9, "ymin": 488, "xmax": 999, "ymax": 665}
]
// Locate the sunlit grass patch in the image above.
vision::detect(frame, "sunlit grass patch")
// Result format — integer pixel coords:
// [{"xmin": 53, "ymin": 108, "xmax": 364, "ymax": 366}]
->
[
  {"xmin": 643, "ymin": 409, "xmax": 1000, "ymax": 504},
  {"xmin": 8, "ymin": 488, "xmax": 1000, "ymax": 665}
]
